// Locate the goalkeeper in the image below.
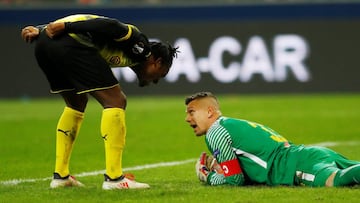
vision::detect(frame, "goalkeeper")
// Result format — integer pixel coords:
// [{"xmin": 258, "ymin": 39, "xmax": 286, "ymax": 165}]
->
[
  {"xmin": 21, "ymin": 14, "xmax": 178, "ymax": 190},
  {"xmin": 185, "ymin": 92, "xmax": 360, "ymax": 187}
]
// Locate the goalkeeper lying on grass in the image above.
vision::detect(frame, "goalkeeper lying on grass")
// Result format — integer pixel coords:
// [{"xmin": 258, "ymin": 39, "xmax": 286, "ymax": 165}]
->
[{"xmin": 185, "ymin": 92, "xmax": 360, "ymax": 187}]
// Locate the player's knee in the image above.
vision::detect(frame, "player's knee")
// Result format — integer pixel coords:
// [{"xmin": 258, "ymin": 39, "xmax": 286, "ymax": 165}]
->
[
  {"xmin": 117, "ymin": 92, "xmax": 127, "ymax": 109},
  {"xmin": 105, "ymin": 92, "xmax": 127, "ymax": 109},
  {"xmin": 62, "ymin": 92, "xmax": 88, "ymax": 112},
  {"xmin": 325, "ymin": 172, "xmax": 337, "ymax": 187},
  {"xmin": 90, "ymin": 86, "xmax": 127, "ymax": 109}
]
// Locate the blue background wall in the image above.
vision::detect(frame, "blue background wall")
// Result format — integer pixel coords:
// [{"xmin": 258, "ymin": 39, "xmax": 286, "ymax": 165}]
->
[{"xmin": 1, "ymin": 3, "xmax": 360, "ymax": 97}]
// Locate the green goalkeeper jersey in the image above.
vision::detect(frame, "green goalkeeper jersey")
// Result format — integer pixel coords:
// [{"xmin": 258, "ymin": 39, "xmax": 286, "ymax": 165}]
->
[{"xmin": 205, "ymin": 116, "xmax": 299, "ymax": 186}]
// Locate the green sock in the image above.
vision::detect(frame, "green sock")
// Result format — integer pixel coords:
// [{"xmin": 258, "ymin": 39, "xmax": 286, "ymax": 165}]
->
[{"xmin": 333, "ymin": 164, "xmax": 360, "ymax": 186}]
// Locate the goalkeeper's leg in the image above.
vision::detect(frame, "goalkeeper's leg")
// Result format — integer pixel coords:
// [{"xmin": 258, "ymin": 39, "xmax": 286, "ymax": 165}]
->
[
  {"xmin": 321, "ymin": 148, "xmax": 360, "ymax": 187},
  {"xmin": 333, "ymin": 164, "xmax": 360, "ymax": 186}
]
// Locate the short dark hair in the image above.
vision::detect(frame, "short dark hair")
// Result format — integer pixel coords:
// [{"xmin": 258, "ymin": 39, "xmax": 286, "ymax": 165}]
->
[
  {"xmin": 150, "ymin": 41, "xmax": 179, "ymax": 69},
  {"xmin": 185, "ymin": 91, "xmax": 217, "ymax": 105}
]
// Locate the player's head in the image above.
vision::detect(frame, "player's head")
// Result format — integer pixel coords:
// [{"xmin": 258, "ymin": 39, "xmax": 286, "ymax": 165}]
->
[
  {"xmin": 185, "ymin": 92, "xmax": 222, "ymax": 136},
  {"xmin": 150, "ymin": 41, "xmax": 178, "ymax": 70},
  {"xmin": 135, "ymin": 41, "xmax": 179, "ymax": 87}
]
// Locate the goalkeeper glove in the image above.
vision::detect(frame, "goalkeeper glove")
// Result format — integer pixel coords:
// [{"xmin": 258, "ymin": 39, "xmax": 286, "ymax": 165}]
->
[{"xmin": 195, "ymin": 152, "xmax": 210, "ymax": 182}]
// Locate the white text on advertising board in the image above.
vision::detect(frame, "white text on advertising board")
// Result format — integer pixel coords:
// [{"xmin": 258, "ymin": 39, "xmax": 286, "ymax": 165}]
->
[{"xmin": 112, "ymin": 34, "xmax": 311, "ymax": 83}]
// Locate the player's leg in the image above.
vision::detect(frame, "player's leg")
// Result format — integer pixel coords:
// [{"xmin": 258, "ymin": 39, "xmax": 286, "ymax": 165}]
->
[
  {"xmin": 34, "ymin": 33, "xmax": 87, "ymax": 188},
  {"xmin": 295, "ymin": 146, "xmax": 340, "ymax": 187},
  {"xmin": 330, "ymin": 153, "xmax": 360, "ymax": 186},
  {"xmin": 50, "ymin": 91, "xmax": 87, "ymax": 188},
  {"xmin": 90, "ymin": 85, "xmax": 149, "ymax": 189},
  {"xmin": 305, "ymin": 147, "xmax": 360, "ymax": 187},
  {"xmin": 317, "ymin": 147, "xmax": 360, "ymax": 187},
  {"xmin": 91, "ymin": 85, "xmax": 126, "ymax": 180},
  {"xmin": 54, "ymin": 91, "xmax": 87, "ymax": 177}
]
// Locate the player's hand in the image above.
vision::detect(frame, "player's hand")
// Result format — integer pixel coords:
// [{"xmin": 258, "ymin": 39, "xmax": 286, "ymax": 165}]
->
[
  {"xmin": 208, "ymin": 155, "xmax": 224, "ymax": 174},
  {"xmin": 195, "ymin": 152, "xmax": 211, "ymax": 182},
  {"xmin": 21, "ymin": 26, "xmax": 40, "ymax": 43},
  {"xmin": 199, "ymin": 152, "xmax": 224, "ymax": 174},
  {"xmin": 45, "ymin": 22, "xmax": 65, "ymax": 38},
  {"xmin": 195, "ymin": 153, "xmax": 210, "ymax": 183}
]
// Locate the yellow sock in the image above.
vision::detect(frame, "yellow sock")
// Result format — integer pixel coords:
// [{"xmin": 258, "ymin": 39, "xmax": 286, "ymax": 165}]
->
[
  {"xmin": 55, "ymin": 107, "xmax": 84, "ymax": 177},
  {"xmin": 101, "ymin": 108, "xmax": 126, "ymax": 179}
]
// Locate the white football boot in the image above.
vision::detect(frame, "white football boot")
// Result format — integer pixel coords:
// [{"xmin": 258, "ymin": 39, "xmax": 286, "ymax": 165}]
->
[
  {"xmin": 102, "ymin": 174, "xmax": 150, "ymax": 190},
  {"xmin": 50, "ymin": 173, "xmax": 84, "ymax": 188}
]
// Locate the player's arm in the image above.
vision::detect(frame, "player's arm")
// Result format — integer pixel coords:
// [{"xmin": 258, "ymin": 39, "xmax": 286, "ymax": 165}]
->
[
  {"xmin": 208, "ymin": 131, "xmax": 246, "ymax": 185},
  {"xmin": 207, "ymin": 153, "xmax": 245, "ymax": 186},
  {"xmin": 42, "ymin": 17, "xmax": 128, "ymax": 39},
  {"xmin": 195, "ymin": 152, "xmax": 245, "ymax": 186},
  {"xmin": 62, "ymin": 17, "xmax": 130, "ymax": 39},
  {"xmin": 54, "ymin": 17, "xmax": 150, "ymax": 60},
  {"xmin": 47, "ymin": 17, "xmax": 143, "ymax": 43},
  {"xmin": 196, "ymin": 135, "xmax": 245, "ymax": 186}
]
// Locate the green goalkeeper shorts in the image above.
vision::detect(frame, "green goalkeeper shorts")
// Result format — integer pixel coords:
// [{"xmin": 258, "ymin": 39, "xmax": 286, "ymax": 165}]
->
[{"xmin": 294, "ymin": 146, "xmax": 359, "ymax": 187}]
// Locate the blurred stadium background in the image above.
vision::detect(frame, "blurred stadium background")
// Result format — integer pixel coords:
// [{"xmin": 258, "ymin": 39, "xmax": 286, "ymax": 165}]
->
[
  {"xmin": 0, "ymin": 2, "xmax": 360, "ymax": 201},
  {"xmin": 0, "ymin": 0, "xmax": 360, "ymax": 97}
]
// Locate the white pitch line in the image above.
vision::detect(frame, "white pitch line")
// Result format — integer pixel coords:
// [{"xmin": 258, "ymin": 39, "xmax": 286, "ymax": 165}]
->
[
  {"xmin": 307, "ymin": 141, "xmax": 360, "ymax": 147},
  {"xmin": 0, "ymin": 158, "xmax": 197, "ymax": 186},
  {"xmin": 1, "ymin": 140, "xmax": 359, "ymax": 186}
]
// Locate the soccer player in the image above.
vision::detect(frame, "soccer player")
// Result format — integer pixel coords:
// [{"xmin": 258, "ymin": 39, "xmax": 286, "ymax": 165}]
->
[
  {"xmin": 185, "ymin": 92, "xmax": 360, "ymax": 187},
  {"xmin": 21, "ymin": 14, "xmax": 178, "ymax": 190}
]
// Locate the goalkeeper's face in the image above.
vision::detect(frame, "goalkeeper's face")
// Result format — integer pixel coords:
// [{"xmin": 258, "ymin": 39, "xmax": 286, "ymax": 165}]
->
[{"xmin": 185, "ymin": 98, "xmax": 218, "ymax": 136}]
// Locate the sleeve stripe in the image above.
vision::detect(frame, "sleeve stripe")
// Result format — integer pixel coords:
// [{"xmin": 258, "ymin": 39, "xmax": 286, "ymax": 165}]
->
[
  {"xmin": 114, "ymin": 24, "xmax": 133, "ymax": 42},
  {"xmin": 207, "ymin": 122, "xmax": 235, "ymax": 161},
  {"xmin": 206, "ymin": 119, "xmax": 245, "ymax": 186}
]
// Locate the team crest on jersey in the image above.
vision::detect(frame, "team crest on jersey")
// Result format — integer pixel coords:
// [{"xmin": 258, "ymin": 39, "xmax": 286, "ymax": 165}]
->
[{"xmin": 109, "ymin": 56, "xmax": 121, "ymax": 65}]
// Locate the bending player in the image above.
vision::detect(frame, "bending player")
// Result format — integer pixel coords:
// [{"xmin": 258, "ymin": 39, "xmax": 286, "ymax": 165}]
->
[{"xmin": 21, "ymin": 14, "xmax": 178, "ymax": 190}]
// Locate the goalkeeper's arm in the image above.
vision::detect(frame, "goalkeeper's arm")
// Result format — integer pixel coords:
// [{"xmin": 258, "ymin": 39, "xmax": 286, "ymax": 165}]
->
[
  {"xmin": 207, "ymin": 160, "xmax": 245, "ymax": 186},
  {"xmin": 195, "ymin": 152, "xmax": 245, "ymax": 186}
]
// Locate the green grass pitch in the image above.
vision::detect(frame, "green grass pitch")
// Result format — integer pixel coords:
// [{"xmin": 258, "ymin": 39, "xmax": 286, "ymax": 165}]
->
[{"xmin": 0, "ymin": 93, "xmax": 359, "ymax": 202}]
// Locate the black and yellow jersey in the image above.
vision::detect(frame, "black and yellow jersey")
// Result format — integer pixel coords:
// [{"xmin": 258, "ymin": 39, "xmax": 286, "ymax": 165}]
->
[{"xmin": 52, "ymin": 14, "xmax": 147, "ymax": 68}]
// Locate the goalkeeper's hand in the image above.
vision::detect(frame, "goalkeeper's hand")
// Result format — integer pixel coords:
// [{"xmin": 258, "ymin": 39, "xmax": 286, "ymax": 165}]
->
[
  {"xmin": 195, "ymin": 152, "xmax": 224, "ymax": 183},
  {"xmin": 195, "ymin": 152, "xmax": 210, "ymax": 182}
]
